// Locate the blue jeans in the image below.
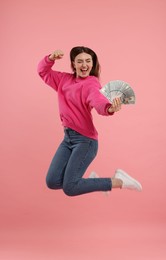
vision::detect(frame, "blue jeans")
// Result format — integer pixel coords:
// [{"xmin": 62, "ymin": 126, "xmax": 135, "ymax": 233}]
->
[{"xmin": 46, "ymin": 128, "xmax": 112, "ymax": 196}]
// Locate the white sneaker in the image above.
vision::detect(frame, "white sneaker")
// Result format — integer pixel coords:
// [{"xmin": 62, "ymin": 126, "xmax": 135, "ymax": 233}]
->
[
  {"xmin": 89, "ymin": 171, "xmax": 110, "ymax": 196},
  {"xmin": 89, "ymin": 171, "xmax": 99, "ymax": 179},
  {"xmin": 115, "ymin": 169, "xmax": 142, "ymax": 192}
]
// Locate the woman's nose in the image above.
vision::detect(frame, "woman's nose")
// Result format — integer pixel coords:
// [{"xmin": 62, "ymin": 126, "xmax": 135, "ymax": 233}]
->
[{"xmin": 82, "ymin": 61, "xmax": 86, "ymax": 67}]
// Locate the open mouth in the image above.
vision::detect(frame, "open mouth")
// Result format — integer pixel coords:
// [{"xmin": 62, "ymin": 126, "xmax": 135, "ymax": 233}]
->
[{"xmin": 81, "ymin": 69, "xmax": 88, "ymax": 74}]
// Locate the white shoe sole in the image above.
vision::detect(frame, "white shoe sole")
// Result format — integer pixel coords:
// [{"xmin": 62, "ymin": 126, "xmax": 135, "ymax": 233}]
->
[{"xmin": 115, "ymin": 169, "xmax": 142, "ymax": 192}]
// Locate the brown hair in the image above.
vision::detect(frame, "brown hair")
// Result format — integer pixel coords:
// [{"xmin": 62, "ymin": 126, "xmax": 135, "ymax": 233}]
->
[{"xmin": 70, "ymin": 46, "xmax": 100, "ymax": 78}]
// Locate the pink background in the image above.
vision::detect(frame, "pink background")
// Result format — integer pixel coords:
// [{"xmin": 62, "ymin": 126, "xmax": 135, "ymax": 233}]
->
[{"xmin": 1, "ymin": 0, "xmax": 166, "ymax": 259}]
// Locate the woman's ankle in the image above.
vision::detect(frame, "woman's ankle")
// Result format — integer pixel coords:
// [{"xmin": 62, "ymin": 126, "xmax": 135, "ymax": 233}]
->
[{"xmin": 111, "ymin": 178, "xmax": 123, "ymax": 189}]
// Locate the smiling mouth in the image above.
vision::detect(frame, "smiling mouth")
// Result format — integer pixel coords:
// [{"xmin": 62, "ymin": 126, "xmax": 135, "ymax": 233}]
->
[{"xmin": 81, "ymin": 69, "xmax": 88, "ymax": 73}]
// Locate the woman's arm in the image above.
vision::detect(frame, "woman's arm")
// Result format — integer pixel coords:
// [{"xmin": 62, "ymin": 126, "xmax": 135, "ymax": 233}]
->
[
  {"xmin": 37, "ymin": 50, "xmax": 64, "ymax": 91},
  {"xmin": 86, "ymin": 78, "xmax": 122, "ymax": 116}
]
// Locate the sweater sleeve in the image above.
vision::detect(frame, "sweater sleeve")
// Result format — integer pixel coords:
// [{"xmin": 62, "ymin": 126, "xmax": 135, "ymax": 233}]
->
[
  {"xmin": 37, "ymin": 55, "xmax": 64, "ymax": 91},
  {"xmin": 86, "ymin": 77, "xmax": 114, "ymax": 116}
]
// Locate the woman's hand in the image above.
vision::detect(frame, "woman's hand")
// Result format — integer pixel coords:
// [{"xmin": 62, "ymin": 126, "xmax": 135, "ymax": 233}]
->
[
  {"xmin": 108, "ymin": 97, "xmax": 122, "ymax": 113},
  {"xmin": 49, "ymin": 50, "xmax": 64, "ymax": 61}
]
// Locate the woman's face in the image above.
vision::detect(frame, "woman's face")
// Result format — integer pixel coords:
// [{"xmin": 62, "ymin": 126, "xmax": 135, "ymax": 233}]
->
[{"xmin": 73, "ymin": 52, "xmax": 93, "ymax": 78}]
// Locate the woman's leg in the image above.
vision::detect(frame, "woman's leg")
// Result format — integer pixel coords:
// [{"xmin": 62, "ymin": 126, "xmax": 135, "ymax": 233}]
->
[
  {"xmin": 46, "ymin": 138, "xmax": 72, "ymax": 190},
  {"xmin": 62, "ymin": 131, "xmax": 112, "ymax": 196},
  {"xmin": 46, "ymin": 129, "xmax": 142, "ymax": 195}
]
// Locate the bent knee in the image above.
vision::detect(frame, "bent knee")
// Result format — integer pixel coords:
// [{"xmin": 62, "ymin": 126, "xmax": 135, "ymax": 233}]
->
[
  {"xmin": 46, "ymin": 176, "xmax": 61, "ymax": 190},
  {"xmin": 63, "ymin": 183, "xmax": 77, "ymax": 196},
  {"xmin": 46, "ymin": 178, "xmax": 55, "ymax": 189}
]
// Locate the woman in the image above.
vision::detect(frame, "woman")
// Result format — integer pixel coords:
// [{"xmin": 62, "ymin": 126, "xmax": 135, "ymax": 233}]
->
[{"xmin": 37, "ymin": 46, "xmax": 142, "ymax": 196}]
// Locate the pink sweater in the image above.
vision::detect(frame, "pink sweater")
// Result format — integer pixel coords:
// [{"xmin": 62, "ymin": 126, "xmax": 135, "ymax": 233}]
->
[{"xmin": 37, "ymin": 56, "xmax": 113, "ymax": 140}]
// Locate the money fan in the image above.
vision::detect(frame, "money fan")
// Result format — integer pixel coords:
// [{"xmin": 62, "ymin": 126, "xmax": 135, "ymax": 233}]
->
[{"xmin": 100, "ymin": 80, "xmax": 136, "ymax": 104}]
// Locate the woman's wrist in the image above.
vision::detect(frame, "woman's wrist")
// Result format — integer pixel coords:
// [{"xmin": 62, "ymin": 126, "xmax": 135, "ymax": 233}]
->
[
  {"xmin": 108, "ymin": 106, "xmax": 114, "ymax": 114},
  {"xmin": 48, "ymin": 54, "xmax": 55, "ymax": 61}
]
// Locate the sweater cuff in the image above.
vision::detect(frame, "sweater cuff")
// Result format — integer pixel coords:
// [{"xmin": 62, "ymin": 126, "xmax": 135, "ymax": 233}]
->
[
  {"xmin": 45, "ymin": 55, "xmax": 55, "ymax": 64},
  {"xmin": 105, "ymin": 103, "xmax": 114, "ymax": 115}
]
